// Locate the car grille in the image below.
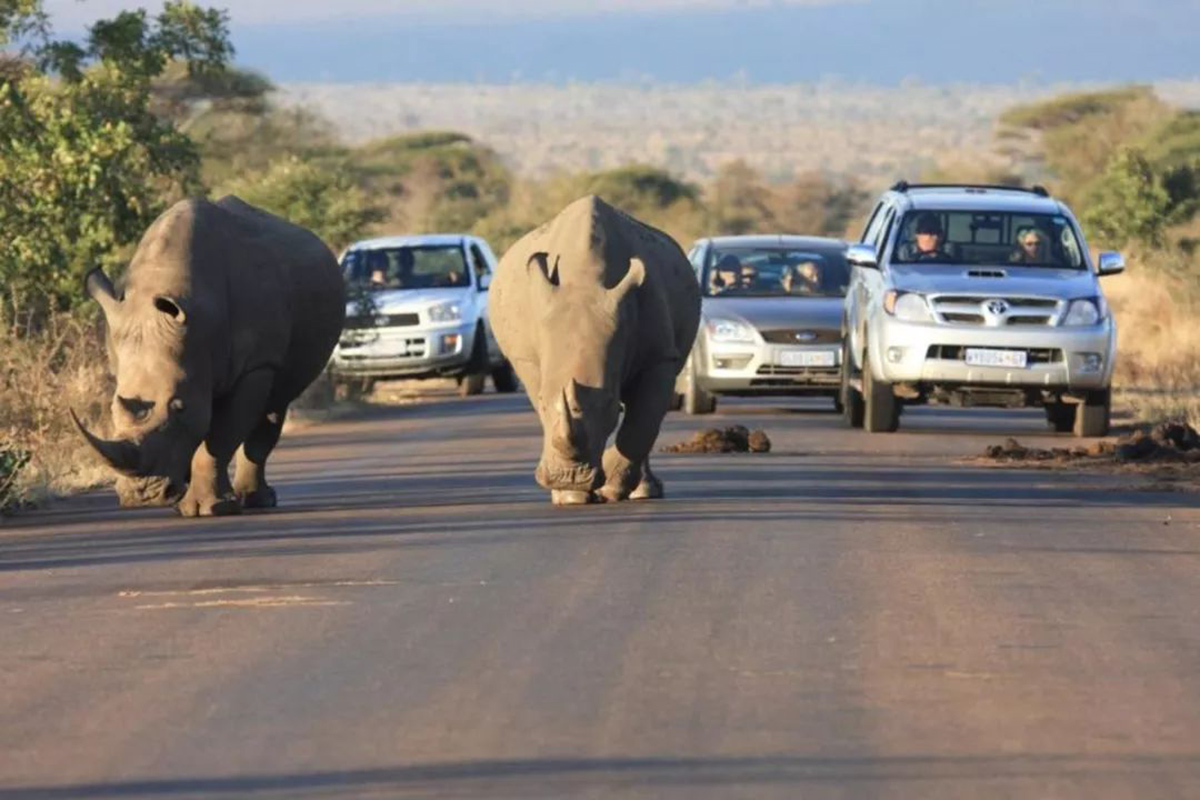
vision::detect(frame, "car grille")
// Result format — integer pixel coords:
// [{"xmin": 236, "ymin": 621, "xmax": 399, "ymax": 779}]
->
[
  {"xmin": 751, "ymin": 365, "xmax": 840, "ymax": 387},
  {"xmin": 759, "ymin": 328, "xmax": 840, "ymax": 345},
  {"xmin": 929, "ymin": 295, "xmax": 1061, "ymax": 327},
  {"xmin": 926, "ymin": 345, "xmax": 1063, "ymax": 364},
  {"xmin": 344, "ymin": 312, "xmax": 421, "ymax": 330}
]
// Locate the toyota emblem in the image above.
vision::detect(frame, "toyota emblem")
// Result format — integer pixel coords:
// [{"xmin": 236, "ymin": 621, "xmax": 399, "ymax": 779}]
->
[
  {"xmin": 984, "ymin": 299, "xmax": 1009, "ymax": 316},
  {"xmin": 793, "ymin": 331, "xmax": 817, "ymax": 342}
]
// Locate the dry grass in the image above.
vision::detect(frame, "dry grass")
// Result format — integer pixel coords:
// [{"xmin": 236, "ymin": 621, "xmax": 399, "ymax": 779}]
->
[
  {"xmin": 1105, "ymin": 247, "xmax": 1200, "ymax": 427},
  {"xmin": 0, "ymin": 314, "xmax": 114, "ymax": 508}
]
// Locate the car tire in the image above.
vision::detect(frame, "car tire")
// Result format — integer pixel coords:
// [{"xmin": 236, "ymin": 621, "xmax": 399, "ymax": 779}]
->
[
  {"xmin": 491, "ymin": 360, "xmax": 519, "ymax": 393},
  {"xmin": 1045, "ymin": 401, "xmax": 1075, "ymax": 433},
  {"xmin": 683, "ymin": 358, "xmax": 716, "ymax": 415},
  {"xmin": 668, "ymin": 392, "xmax": 684, "ymax": 412},
  {"xmin": 841, "ymin": 340, "xmax": 864, "ymax": 429},
  {"xmin": 1074, "ymin": 389, "xmax": 1111, "ymax": 438},
  {"xmin": 863, "ymin": 351, "xmax": 899, "ymax": 433},
  {"xmin": 832, "ymin": 393, "xmax": 845, "ymax": 415},
  {"xmin": 458, "ymin": 372, "xmax": 486, "ymax": 397}
]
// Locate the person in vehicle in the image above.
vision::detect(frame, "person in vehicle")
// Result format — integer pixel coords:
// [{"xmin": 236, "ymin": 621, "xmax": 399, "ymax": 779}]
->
[
  {"xmin": 781, "ymin": 260, "xmax": 821, "ymax": 295},
  {"xmin": 739, "ymin": 261, "xmax": 761, "ymax": 290},
  {"xmin": 367, "ymin": 250, "xmax": 391, "ymax": 287},
  {"xmin": 899, "ymin": 213, "xmax": 952, "ymax": 261},
  {"xmin": 710, "ymin": 254, "xmax": 743, "ymax": 293},
  {"xmin": 1010, "ymin": 226, "xmax": 1051, "ymax": 265}
]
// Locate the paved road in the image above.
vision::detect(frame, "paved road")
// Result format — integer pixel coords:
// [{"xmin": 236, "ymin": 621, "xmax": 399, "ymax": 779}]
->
[{"xmin": 3, "ymin": 392, "xmax": 1200, "ymax": 799}]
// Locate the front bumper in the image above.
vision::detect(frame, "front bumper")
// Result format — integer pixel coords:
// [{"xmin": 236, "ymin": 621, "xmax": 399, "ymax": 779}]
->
[
  {"xmin": 870, "ymin": 314, "xmax": 1116, "ymax": 391},
  {"xmin": 695, "ymin": 337, "xmax": 842, "ymax": 396},
  {"xmin": 331, "ymin": 321, "xmax": 477, "ymax": 379}
]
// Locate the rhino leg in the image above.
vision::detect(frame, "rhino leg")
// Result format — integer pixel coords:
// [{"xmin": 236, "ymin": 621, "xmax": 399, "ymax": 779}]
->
[
  {"xmin": 233, "ymin": 408, "xmax": 286, "ymax": 509},
  {"xmin": 176, "ymin": 369, "xmax": 274, "ymax": 518},
  {"xmin": 599, "ymin": 362, "xmax": 676, "ymax": 503}
]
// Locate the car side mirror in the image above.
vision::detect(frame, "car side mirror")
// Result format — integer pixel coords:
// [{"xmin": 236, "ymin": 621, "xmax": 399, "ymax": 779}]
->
[
  {"xmin": 478, "ymin": 272, "xmax": 491, "ymax": 291},
  {"xmin": 1097, "ymin": 251, "xmax": 1125, "ymax": 276},
  {"xmin": 846, "ymin": 244, "xmax": 879, "ymax": 270}
]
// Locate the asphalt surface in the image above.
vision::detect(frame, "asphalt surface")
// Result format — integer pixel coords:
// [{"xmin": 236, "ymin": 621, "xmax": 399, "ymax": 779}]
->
[{"xmin": 3, "ymin": 390, "xmax": 1200, "ymax": 799}]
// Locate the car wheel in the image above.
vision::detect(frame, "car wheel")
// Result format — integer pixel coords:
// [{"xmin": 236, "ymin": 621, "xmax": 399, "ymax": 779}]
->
[
  {"xmin": 1074, "ymin": 389, "xmax": 1111, "ymax": 437},
  {"xmin": 841, "ymin": 340, "xmax": 864, "ymax": 428},
  {"xmin": 683, "ymin": 358, "xmax": 716, "ymax": 415},
  {"xmin": 833, "ymin": 393, "xmax": 845, "ymax": 415},
  {"xmin": 491, "ymin": 360, "xmax": 519, "ymax": 393},
  {"xmin": 1045, "ymin": 401, "xmax": 1074, "ymax": 433},
  {"xmin": 863, "ymin": 351, "xmax": 899, "ymax": 433},
  {"xmin": 458, "ymin": 372, "xmax": 486, "ymax": 397}
]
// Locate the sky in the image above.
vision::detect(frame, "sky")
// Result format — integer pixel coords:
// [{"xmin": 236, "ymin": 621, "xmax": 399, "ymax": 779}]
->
[{"xmin": 40, "ymin": 0, "xmax": 1200, "ymax": 85}]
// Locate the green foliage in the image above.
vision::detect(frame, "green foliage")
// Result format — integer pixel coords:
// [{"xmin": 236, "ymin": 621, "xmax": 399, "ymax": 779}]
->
[
  {"xmin": 349, "ymin": 131, "xmax": 512, "ymax": 234},
  {"xmin": 578, "ymin": 164, "xmax": 699, "ymax": 214},
  {"xmin": 0, "ymin": 445, "xmax": 31, "ymax": 512},
  {"xmin": 0, "ymin": 1, "xmax": 232, "ymax": 318},
  {"xmin": 1000, "ymin": 86, "xmax": 1159, "ymax": 131},
  {"xmin": 222, "ymin": 156, "xmax": 384, "ymax": 251},
  {"xmin": 1082, "ymin": 148, "xmax": 1170, "ymax": 249}
]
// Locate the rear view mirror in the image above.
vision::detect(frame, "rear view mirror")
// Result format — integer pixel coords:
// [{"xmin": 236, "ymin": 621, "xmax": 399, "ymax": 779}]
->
[
  {"xmin": 846, "ymin": 244, "xmax": 879, "ymax": 270},
  {"xmin": 1097, "ymin": 251, "xmax": 1125, "ymax": 276},
  {"xmin": 478, "ymin": 272, "xmax": 492, "ymax": 291}
]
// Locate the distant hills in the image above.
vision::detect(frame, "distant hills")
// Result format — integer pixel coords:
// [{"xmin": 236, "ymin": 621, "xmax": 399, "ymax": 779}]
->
[{"xmin": 235, "ymin": 0, "xmax": 1200, "ymax": 85}]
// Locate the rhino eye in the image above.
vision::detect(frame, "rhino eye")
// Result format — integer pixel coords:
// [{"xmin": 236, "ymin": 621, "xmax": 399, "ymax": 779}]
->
[{"xmin": 118, "ymin": 395, "xmax": 154, "ymax": 423}]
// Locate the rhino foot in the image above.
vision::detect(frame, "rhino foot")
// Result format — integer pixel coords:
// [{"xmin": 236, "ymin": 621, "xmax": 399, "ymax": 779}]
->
[
  {"xmin": 629, "ymin": 474, "xmax": 664, "ymax": 501},
  {"xmin": 238, "ymin": 485, "xmax": 278, "ymax": 510},
  {"xmin": 176, "ymin": 494, "xmax": 243, "ymax": 518},
  {"xmin": 551, "ymin": 489, "xmax": 603, "ymax": 506}
]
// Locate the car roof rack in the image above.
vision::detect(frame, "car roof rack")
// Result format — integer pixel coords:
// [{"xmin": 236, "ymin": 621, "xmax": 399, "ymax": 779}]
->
[{"xmin": 890, "ymin": 181, "xmax": 1050, "ymax": 198}]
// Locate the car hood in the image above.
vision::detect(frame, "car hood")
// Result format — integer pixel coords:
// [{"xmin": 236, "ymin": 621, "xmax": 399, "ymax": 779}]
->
[
  {"xmin": 702, "ymin": 295, "xmax": 843, "ymax": 331},
  {"xmin": 345, "ymin": 287, "xmax": 471, "ymax": 316},
  {"xmin": 889, "ymin": 264, "xmax": 1097, "ymax": 299}
]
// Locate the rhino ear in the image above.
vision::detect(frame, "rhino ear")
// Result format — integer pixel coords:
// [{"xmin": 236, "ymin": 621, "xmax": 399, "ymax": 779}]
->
[
  {"xmin": 527, "ymin": 252, "xmax": 560, "ymax": 288},
  {"xmin": 85, "ymin": 268, "xmax": 121, "ymax": 322},
  {"xmin": 608, "ymin": 257, "xmax": 645, "ymax": 307},
  {"xmin": 153, "ymin": 295, "xmax": 186, "ymax": 325}
]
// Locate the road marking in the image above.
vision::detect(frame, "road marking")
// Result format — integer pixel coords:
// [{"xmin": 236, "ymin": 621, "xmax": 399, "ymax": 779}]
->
[
  {"xmin": 135, "ymin": 595, "xmax": 351, "ymax": 610},
  {"xmin": 118, "ymin": 579, "xmax": 397, "ymax": 598}
]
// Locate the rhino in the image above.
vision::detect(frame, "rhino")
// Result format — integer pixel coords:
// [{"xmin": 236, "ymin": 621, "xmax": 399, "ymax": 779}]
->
[
  {"xmin": 74, "ymin": 195, "xmax": 345, "ymax": 517},
  {"xmin": 490, "ymin": 195, "xmax": 701, "ymax": 505}
]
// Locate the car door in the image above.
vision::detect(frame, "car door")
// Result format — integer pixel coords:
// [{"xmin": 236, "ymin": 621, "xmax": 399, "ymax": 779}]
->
[
  {"xmin": 848, "ymin": 202, "xmax": 892, "ymax": 367},
  {"xmin": 468, "ymin": 239, "xmax": 501, "ymax": 363}
]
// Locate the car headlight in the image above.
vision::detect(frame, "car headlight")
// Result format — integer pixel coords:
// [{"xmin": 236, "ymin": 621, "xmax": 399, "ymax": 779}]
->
[
  {"xmin": 706, "ymin": 318, "xmax": 756, "ymax": 343},
  {"xmin": 427, "ymin": 301, "xmax": 462, "ymax": 323},
  {"xmin": 883, "ymin": 290, "xmax": 933, "ymax": 323},
  {"xmin": 1062, "ymin": 298, "xmax": 1105, "ymax": 326}
]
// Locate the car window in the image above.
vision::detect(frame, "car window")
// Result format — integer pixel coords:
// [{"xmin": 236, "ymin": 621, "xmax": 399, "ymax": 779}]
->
[
  {"xmin": 703, "ymin": 246, "xmax": 850, "ymax": 298},
  {"xmin": 468, "ymin": 244, "xmax": 490, "ymax": 287},
  {"xmin": 860, "ymin": 202, "xmax": 886, "ymax": 244},
  {"xmin": 343, "ymin": 245, "xmax": 471, "ymax": 289},
  {"xmin": 875, "ymin": 207, "xmax": 897, "ymax": 260},
  {"xmin": 893, "ymin": 210, "xmax": 1085, "ymax": 269}
]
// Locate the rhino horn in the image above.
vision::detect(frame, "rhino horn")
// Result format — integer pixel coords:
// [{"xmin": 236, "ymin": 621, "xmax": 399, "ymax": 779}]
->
[
  {"xmin": 551, "ymin": 386, "xmax": 585, "ymax": 455},
  {"xmin": 85, "ymin": 268, "xmax": 121, "ymax": 322},
  {"xmin": 608, "ymin": 257, "xmax": 645, "ymax": 308},
  {"xmin": 71, "ymin": 409, "xmax": 141, "ymax": 475}
]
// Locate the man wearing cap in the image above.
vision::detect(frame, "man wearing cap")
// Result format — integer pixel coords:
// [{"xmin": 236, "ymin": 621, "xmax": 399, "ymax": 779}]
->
[{"xmin": 898, "ymin": 213, "xmax": 952, "ymax": 262}]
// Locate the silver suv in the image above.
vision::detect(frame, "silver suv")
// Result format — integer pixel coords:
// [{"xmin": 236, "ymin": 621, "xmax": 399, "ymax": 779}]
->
[
  {"xmin": 842, "ymin": 183, "xmax": 1125, "ymax": 436},
  {"xmin": 331, "ymin": 234, "xmax": 518, "ymax": 397}
]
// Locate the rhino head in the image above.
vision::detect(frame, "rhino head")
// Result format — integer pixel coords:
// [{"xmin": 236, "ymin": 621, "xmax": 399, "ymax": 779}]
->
[
  {"xmin": 528, "ymin": 253, "xmax": 644, "ymax": 493},
  {"xmin": 73, "ymin": 268, "xmax": 212, "ymax": 506}
]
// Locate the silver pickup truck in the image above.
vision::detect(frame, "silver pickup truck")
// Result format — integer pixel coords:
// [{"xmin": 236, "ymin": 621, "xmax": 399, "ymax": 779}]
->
[
  {"xmin": 842, "ymin": 183, "xmax": 1125, "ymax": 436},
  {"xmin": 330, "ymin": 234, "xmax": 518, "ymax": 397}
]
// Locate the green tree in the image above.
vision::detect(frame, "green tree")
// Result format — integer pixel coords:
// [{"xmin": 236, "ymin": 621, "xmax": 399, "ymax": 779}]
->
[
  {"xmin": 223, "ymin": 156, "xmax": 384, "ymax": 251},
  {"xmin": 0, "ymin": 1, "xmax": 232, "ymax": 320},
  {"xmin": 1082, "ymin": 148, "xmax": 1170, "ymax": 249}
]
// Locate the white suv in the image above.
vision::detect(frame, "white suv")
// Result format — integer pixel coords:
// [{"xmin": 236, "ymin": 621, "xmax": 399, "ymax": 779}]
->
[
  {"xmin": 842, "ymin": 182, "xmax": 1125, "ymax": 436},
  {"xmin": 331, "ymin": 234, "xmax": 517, "ymax": 397}
]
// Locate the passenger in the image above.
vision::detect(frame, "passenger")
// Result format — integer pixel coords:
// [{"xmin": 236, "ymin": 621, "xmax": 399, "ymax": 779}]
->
[
  {"xmin": 711, "ymin": 254, "xmax": 742, "ymax": 293},
  {"xmin": 740, "ymin": 262, "xmax": 760, "ymax": 290},
  {"xmin": 366, "ymin": 250, "xmax": 390, "ymax": 286},
  {"xmin": 1010, "ymin": 227, "xmax": 1050, "ymax": 265},
  {"xmin": 899, "ymin": 213, "xmax": 951, "ymax": 262},
  {"xmin": 782, "ymin": 260, "xmax": 821, "ymax": 294}
]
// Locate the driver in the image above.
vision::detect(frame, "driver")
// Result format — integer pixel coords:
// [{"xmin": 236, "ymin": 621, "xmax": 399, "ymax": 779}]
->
[
  {"xmin": 899, "ymin": 213, "xmax": 951, "ymax": 262},
  {"xmin": 711, "ymin": 254, "xmax": 742, "ymax": 293}
]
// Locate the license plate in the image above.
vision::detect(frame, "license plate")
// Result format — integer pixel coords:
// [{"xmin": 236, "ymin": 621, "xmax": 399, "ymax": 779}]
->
[
  {"xmin": 779, "ymin": 350, "xmax": 836, "ymax": 368},
  {"xmin": 965, "ymin": 348, "xmax": 1028, "ymax": 368}
]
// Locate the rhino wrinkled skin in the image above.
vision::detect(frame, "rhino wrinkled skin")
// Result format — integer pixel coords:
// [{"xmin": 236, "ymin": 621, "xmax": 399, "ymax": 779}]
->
[
  {"xmin": 490, "ymin": 195, "xmax": 701, "ymax": 505},
  {"xmin": 76, "ymin": 196, "xmax": 345, "ymax": 517}
]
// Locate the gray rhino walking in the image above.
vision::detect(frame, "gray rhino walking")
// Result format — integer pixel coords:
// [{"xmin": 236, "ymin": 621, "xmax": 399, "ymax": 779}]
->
[
  {"xmin": 75, "ymin": 196, "xmax": 345, "ymax": 517},
  {"xmin": 490, "ymin": 195, "xmax": 701, "ymax": 505}
]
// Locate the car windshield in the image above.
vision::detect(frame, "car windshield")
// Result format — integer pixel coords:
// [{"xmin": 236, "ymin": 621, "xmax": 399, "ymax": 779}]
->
[
  {"xmin": 703, "ymin": 246, "xmax": 850, "ymax": 298},
  {"xmin": 892, "ymin": 210, "xmax": 1086, "ymax": 269},
  {"xmin": 343, "ymin": 245, "xmax": 470, "ymax": 290}
]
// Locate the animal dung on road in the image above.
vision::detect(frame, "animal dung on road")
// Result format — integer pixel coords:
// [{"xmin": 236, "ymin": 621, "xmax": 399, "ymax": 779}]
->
[
  {"xmin": 984, "ymin": 421, "xmax": 1200, "ymax": 465},
  {"xmin": 662, "ymin": 425, "xmax": 772, "ymax": 454}
]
